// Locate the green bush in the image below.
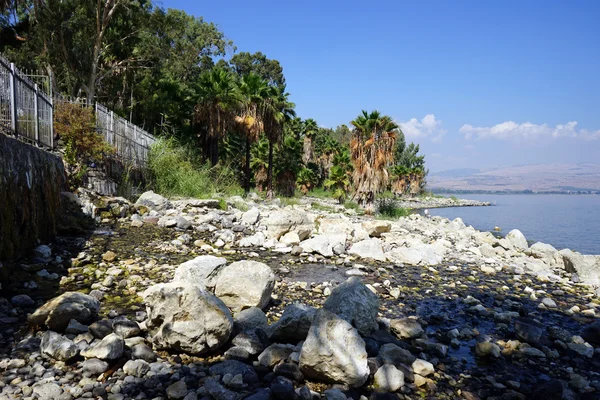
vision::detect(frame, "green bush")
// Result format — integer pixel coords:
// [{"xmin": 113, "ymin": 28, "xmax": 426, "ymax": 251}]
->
[
  {"xmin": 376, "ymin": 198, "xmax": 411, "ymax": 219},
  {"xmin": 148, "ymin": 138, "xmax": 242, "ymax": 199}
]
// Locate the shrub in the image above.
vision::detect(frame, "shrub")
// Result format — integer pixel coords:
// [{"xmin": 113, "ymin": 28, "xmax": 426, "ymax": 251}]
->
[
  {"xmin": 148, "ymin": 138, "xmax": 242, "ymax": 199},
  {"xmin": 54, "ymin": 102, "xmax": 114, "ymax": 165},
  {"xmin": 376, "ymin": 198, "xmax": 411, "ymax": 219}
]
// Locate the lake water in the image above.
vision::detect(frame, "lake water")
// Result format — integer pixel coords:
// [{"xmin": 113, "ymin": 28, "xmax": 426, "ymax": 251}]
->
[{"xmin": 429, "ymin": 194, "xmax": 600, "ymax": 255}]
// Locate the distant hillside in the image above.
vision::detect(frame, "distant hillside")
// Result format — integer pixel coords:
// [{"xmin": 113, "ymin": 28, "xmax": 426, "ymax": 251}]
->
[{"xmin": 428, "ymin": 163, "xmax": 600, "ymax": 193}]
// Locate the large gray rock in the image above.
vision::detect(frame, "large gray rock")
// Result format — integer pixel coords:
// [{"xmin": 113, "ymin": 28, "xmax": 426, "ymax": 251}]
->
[
  {"xmin": 40, "ymin": 331, "xmax": 78, "ymax": 361},
  {"xmin": 299, "ymin": 309, "xmax": 369, "ymax": 387},
  {"xmin": 241, "ymin": 207, "xmax": 261, "ymax": 225},
  {"xmin": 261, "ymin": 210, "xmax": 313, "ymax": 240},
  {"xmin": 234, "ymin": 307, "xmax": 268, "ymax": 334},
  {"xmin": 135, "ymin": 190, "xmax": 172, "ymax": 211},
  {"xmin": 33, "ymin": 382, "xmax": 63, "ymax": 399},
  {"xmin": 269, "ymin": 303, "xmax": 316, "ymax": 343},
  {"xmin": 28, "ymin": 292, "xmax": 100, "ymax": 332},
  {"xmin": 361, "ymin": 221, "xmax": 391, "ymax": 238},
  {"xmin": 386, "ymin": 247, "xmax": 423, "ymax": 266},
  {"xmin": 373, "ymin": 364, "xmax": 404, "ymax": 392},
  {"xmin": 299, "ymin": 234, "xmax": 346, "ymax": 257},
  {"xmin": 559, "ymin": 249, "xmax": 600, "ymax": 291},
  {"xmin": 390, "ymin": 318, "xmax": 424, "ymax": 340},
  {"xmin": 142, "ymin": 282, "xmax": 233, "ymax": 354},
  {"xmin": 214, "ymin": 260, "xmax": 275, "ymax": 311},
  {"xmin": 323, "ymin": 277, "xmax": 379, "ymax": 336},
  {"xmin": 506, "ymin": 229, "xmax": 528, "ymax": 251},
  {"xmin": 80, "ymin": 333, "xmax": 124, "ymax": 360},
  {"xmin": 528, "ymin": 242, "xmax": 558, "ymax": 259},
  {"xmin": 239, "ymin": 232, "xmax": 266, "ymax": 247},
  {"xmin": 172, "ymin": 255, "xmax": 227, "ymax": 289},
  {"xmin": 348, "ymin": 238, "xmax": 387, "ymax": 262}
]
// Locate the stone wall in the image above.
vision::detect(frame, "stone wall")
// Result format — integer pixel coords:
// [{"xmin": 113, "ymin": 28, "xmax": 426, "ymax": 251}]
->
[{"xmin": 0, "ymin": 134, "xmax": 67, "ymax": 261}]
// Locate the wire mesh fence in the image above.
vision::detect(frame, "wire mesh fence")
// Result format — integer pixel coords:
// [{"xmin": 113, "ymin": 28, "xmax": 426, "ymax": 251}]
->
[
  {"xmin": 1, "ymin": 54, "xmax": 156, "ymax": 168},
  {"xmin": 0, "ymin": 55, "xmax": 53, "ymax": 148}
]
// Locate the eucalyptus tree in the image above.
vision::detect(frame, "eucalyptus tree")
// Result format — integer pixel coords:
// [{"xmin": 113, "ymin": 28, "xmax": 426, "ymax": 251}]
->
[
  {"xmin": 350, "ymin": 110, "xmax": 398, "ymax": 212},
  {"xmin": 194, "ymin": 67, "xmax": 240, "ymax": 166}
]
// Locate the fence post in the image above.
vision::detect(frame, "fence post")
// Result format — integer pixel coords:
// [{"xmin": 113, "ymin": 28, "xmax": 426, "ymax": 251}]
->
[
  {"xmin": 34, "ymin": 84, "xmax": 39, "ymax": 145},
  {"xmin": 110, "ymin": 111, "xmax": 114, "ymax": 145},
  {"xmin": 9, "ymin": 63, "xmax": 17, "ymax": 134},
  {"xmin": 49, "ymin": 95, "xmax": 54, "ymax": 149}
]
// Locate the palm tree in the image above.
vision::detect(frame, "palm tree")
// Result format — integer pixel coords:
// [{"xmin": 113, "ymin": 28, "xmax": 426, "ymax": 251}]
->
[
  {"xmin": 236, "ymin": 73, "xmax": 270, "ymax": 194},
  {"xmin": 391, "ymin": 165, "xmax": 409, "ymax": 197},
  {"xmin": 297, "ymin": 167, "xmax": 318, "ymax": 194},
  {"xmin": 194, "ymin": 67, "xmax": 240, "ymax": 166},
  {"xmin": 408, "ymin": 167, "xmax": 425, "ymax": 196},
  {"xmin": 324, "ymin": 165, "xmax": 351, "ymax": 204},
  {"xmin": 302, "ymin": 118, "xmax": 318, "ymax": 164},
  {"xmin": 349, "ymin": 110, "xmax": 398, "ymax": 212},
  {"xmin": 263, "ymin": 85, "xmax": 296, "ymax": 200}
]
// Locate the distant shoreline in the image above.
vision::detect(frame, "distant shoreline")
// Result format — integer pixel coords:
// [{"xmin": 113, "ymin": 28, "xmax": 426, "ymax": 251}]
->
[{"xmin": 430, "ymin": 190, "xmax": 599, "ymax": 195}]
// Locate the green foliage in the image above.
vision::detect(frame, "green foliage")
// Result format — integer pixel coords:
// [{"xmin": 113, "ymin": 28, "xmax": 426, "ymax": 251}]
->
[
  {"xmin": 450, "ymin": 195, "xmax": 459, "ymax": 202},
  {"xmin": 376, "ymin": 198, "xmax": 411, "ymax": 219},
  {"xmin": 296, "ymin": 167, "xmax": 318, "ymax": 194},
  {"xmin": 324, "ymin": 165, "xmax": 351, "ymax": 204},
  {"xmin": 54, "ymin": 102, "xmax": 114, "ymax": 165},
  {"xmin": 148, "ymin": 138, "xmax": 242, "ymax": 199},
  {"xmin": 310, "ymin": 202, "xmax": 335, "ymax": 213}
]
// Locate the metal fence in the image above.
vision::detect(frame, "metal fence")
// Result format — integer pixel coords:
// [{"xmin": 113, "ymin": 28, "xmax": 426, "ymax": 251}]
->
[{"xmin": 0, "ymin": 55, "xmax": 53, "ymax": 148}]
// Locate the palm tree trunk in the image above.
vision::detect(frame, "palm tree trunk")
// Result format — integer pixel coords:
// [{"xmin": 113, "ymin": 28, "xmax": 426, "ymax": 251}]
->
[
  {"xmin": 245, "ymin": 136, "xmax": 251, "ymax": 194},
  {"xmin": 266, "ymin": 139, "xmax": 274, "ymax": 200},
  {"xmin": 210, "ymin": 138, "xmax": 219, "ymax": 166}
]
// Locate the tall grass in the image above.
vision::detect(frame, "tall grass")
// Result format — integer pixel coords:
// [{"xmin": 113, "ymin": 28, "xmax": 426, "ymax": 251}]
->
[
  {"xmin": 376, "ymin": 198, "xmax": 412, "ymax": 219},
  {"xmin": 147, "ymin": 138, "xmax": 242, "ymax": 199}
]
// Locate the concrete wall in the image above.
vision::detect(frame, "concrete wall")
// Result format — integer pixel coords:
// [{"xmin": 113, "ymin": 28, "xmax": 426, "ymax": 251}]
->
[{"xmin": 0, "ymin": 134, "xmax": 67, "ymax": 260}]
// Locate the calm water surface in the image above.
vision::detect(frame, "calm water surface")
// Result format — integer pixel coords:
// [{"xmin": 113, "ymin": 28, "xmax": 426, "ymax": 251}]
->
[{"xmin": 430, "ymin": 194, "xmax": 600, "ymax": 255}]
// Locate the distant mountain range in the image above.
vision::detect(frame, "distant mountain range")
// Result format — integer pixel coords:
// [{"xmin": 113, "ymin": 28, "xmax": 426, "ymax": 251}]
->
[{"xmin": 428, "ymin": 163, "xmax": 600, "ymax": 193}]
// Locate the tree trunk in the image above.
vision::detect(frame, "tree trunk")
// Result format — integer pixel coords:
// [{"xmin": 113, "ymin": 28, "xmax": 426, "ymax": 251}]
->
[
  {"xmin": 266, "ymin": 139, "xmax": 274, "ymax": 200},
  {"xmin": 210, "ymin": 138, "xmax": 219, "ymax": 166},
  {"xmin": 245, "ymin": 136, "xmax": 251, "ymax": 194},
  {"xmin": 303, "ymin": 136, "xmax": 313, "ymax": 164}
]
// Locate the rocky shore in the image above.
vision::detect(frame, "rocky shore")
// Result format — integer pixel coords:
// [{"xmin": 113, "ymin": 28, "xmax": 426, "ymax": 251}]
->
[
  {"xmin": 0, "ymin": 189, "xmax": 599, "ymax": 400},
  {"xmin": 392, "ymin": 197, "xmax": 491, "ymax": 210}
]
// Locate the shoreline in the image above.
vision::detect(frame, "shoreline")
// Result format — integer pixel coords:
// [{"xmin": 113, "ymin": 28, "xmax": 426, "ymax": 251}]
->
[{"xmin": 0, "ymin": 189, "xmax": 598, "ymax": 400}]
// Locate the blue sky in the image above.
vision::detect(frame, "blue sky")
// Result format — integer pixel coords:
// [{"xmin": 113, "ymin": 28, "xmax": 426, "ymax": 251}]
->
[{"xmin": 162, "ymin": 0, "xmax": 599, "ymax": 172}]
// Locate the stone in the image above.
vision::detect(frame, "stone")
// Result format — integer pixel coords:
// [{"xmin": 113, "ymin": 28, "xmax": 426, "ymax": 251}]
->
[
  {"xmin": 241, "ymin": 207, "xmax": 261, "ymax": 225},
  {"xmin": 506, "ymin": 229, "xmax": 528, "ymax": 251},
  {"xmin": 269, "ymin": 303, "xmax": 316, "ymax": 343},
  {"xmin": 323, "ymin": 277, "xmax": 379, "ymax": 336},
  {"xmin": 132, "ymin": 343, "xmax": 156, "ymax": 362},
  {"xmin": 102, "ymin": 250, "xmax": 117, "ymax": 262},
  {"xmin": 172, "ymin": 255, "xmax": 227, "ymax": 289},
  {"xmin": 234, "ymin": 307, "xmax": 268, "ymax": 334},
  {"xmin": 528, "ymin": 242, "xmax": 558, "ymax": 259},
  {"xmin": 300, "ymin": 234, "xmax": 346, "ymax": 257},
  {"xmin": 205, "ymin": 378, "xmax": 238, "ymax": 400},
  {"xmin": 65, "ymin": 318, "xmax": 89, "ymax": 334},
  {"xmin": 209, "ymin": 360, "xmax": 259, "ymax": 384},
  {"xmin": 411, "ymin": 358, "xmax": 434, "ymax": 377},
  {"xmin": 390, "ymin": 318, "xmax": 424, "ymax": 340},
  {"xmin": 82, "ymin": 358, "xmax": 110, "ymax": 375},
  {"xmin": 142, "ymin": 281, "xmax": 233, "ymax": 354},
  {"xmin": 214, "ymin": 260, "xmax": 275, "ymax": 311},
  {"xmin": 348, "ymin": 238, "xmax": 387, "ymax": 262},
  {"xmin": 40, "ymin": 331, "xmax": 78, "ymax": 361},
  {"xmin": 81, "ymin": 333, "xmax": 124, "ymax": 360},
  {"xmin": 541, "ymin": 297, "xmax": 557, "ymax": 308},
  {"xmin": 361, "ymin": 221, "xmax": 391, "ymax": 237},
  {"xmin": 281, "ymin": 231, "xmax": 301, "ymax": 246},
  {"xmin": 261, "ymin": 209, "xmax": 313, "ymax": 240},
  {"xmin": 475, "ymin": 342, "xmax": 501, "ymax": 358},
  {"xmin": 28, "ymin": 291, "xmax": 100, "ymax": 332},
  {"xmin": 89, "ymin": 320, "xmax": 113, "ymax": 339},
  {"xmin": 258, "ymin": 343, "xmax": 296, "ymax": 367},
  {"xmin": 323, "ymin": 388, "xmax": 347, "ymax": 400},
  {"xmin": 240, "ymin": 232, "xmax": 266, "ymax": 247},
  {"xmin": 559, "ymin": 249, "xmax": 600, "ymax": 290},
  {"xmin": 378, "ymin": 343, "xmax": 416, "ymax": 365},
  {"xmin": 10, "ymin": 294, "xmax": 34, "ymax": 307},
  {"xmin": 582, "ymin": 320, "xmax": 600, "ymax": 345},
  {"xmin": 515, "ymin": 318, "xmax": 544, "ymax": 344},
  {"xmin": 123, "ymin": 359, "xmax": 150, "ymax": 377},
  {"xmin": 567, "ymin": 342, "xmax": 594, "ymax": 358},
  {"xmin": 274, "ymin": 362, "xmax": 304, "ymax": 381},
  {"xmin": 33, "ymin": 382, "xmax": 62, "ymax": 399},
  {"xmin": 136, "ymin": 190, "xmax": 172, "ymax": 211},
  {"xmin": 166, "ymin": 380, "xmax": 187, "ymax": 399},
  {"xmin": 271, "ymin": 376, "xmax": 296, "ymax": 400},
  {"xmin": 386, "ymin": 247, "xmax": 422, "ymax": 266},
  {"xmin": 299, "ymin": 309, "xmax": 369, "ymax": 387},
  {"xmin": 113, "ymin": 319, "xmax": 141, "ymax": 338},
  {"xmin": 176, "ymin": 216, "xmax": 192, "ymax": 230},
  {"xmin": 34, "ymin": 244, "xmax": 52, "ymax": 259},
  {"xmin": 373, "ymin": 364, "xmax": 404, "ymax": 392}
]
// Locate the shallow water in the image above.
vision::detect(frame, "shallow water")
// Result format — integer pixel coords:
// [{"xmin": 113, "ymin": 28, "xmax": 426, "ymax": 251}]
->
[{"xmin": 430, "ymin": 194, "xmax": 600, "ymax": 255}]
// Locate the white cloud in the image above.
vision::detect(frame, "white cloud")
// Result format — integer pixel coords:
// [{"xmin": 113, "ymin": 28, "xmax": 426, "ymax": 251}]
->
[
  {"xmin": 460, "ymin": 120, "xmax": 600, "ymax": 141},
  {"xmin": 398, "ymin": 114, "xmax": 447, "ymax": 143}
]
